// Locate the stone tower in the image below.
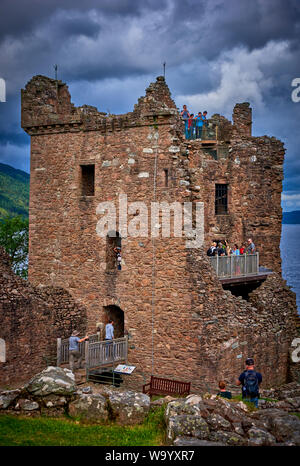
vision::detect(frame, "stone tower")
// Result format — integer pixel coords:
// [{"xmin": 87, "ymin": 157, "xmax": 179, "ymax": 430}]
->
[{"xmin": 21, "ymin": 75, "xmax": 299, "ymax": 391}]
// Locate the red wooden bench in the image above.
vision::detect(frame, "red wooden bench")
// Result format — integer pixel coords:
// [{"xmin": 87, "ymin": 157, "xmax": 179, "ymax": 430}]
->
[{"xmin": 142, "ymin": 376, "xmax": 191, "ymax": 398}]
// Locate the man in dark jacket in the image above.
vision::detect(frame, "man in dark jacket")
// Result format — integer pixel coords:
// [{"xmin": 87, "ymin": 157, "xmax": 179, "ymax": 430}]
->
[{"xmin": 236, "ymin": 358, "xmax": 262, "ymax": 408}]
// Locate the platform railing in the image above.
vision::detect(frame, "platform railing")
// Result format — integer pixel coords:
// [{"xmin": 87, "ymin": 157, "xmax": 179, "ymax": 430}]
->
[
  {"xmin": 182, "ymin": 118, "xmax": 218, "ymax": 141},
  {"xmin": 86, "ymin": 337, "xmax": 128, "ymax": 370},
  {"xmin": 209, "ymin": 253, "xmax": 259, "ymax": 279},
  {"xmin": 57, "ymin": 334, "xmax": 128, "ymax": 369},
  {"xmin": 57, "ymin": 333, "xmax": 99, "ymax": 366}
]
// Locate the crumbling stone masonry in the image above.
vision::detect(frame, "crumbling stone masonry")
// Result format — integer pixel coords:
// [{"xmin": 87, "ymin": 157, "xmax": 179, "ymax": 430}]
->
[
  {"xmin": 10, "ymin": 74, "xmax": 299, "ymax": 391},
  {"xmin": 0, "ymin": 247, "xmax": 87, "ymax": 387}
]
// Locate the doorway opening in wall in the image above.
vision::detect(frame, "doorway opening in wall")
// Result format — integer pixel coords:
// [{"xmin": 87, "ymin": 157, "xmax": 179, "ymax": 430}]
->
[
  {"xmin": 106, "ymin": 231, "xmax": 122, "ymax": 271},
  {"xmin": 80, "ymin": 164, "xmax": 95, "ymax": 196},
  {"xmin": 103, "ymin": 305, "xmax": 124, "ymax": 339}
]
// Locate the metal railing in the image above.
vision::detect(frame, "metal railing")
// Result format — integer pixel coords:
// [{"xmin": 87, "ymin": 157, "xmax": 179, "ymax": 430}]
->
[
  {"xmin": 182, "ymin": 118, "xmax": 218, "ymax": 141},
  {"xmin": 86, "ymin": 337, "xmax": 128, "ymax": 370},
  {"xmin": 57, "ymin": 334, "xmax": 128, "ymax": 369},
  {"xmin": 57, "ymin": 333, "xmax": 99, "ymax": 365},
  {"xmin": 209, "ymin": 253, "xmax": 259, "ymax": 279}
]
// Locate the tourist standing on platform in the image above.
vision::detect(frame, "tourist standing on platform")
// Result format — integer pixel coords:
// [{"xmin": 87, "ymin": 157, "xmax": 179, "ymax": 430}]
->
[
  {"xmin": 105, "ymin": 319, "xmax": 114, "ymax": 359},
  {"xmin": 69, "ymin": 330, "xmax": 89, "ymax": 372},
  {"xmin": 195, "ymin": 112, "xmax": 203, "ymax": 139},
  {"xmin": 247, "ymin": 238, "xmax": 256, "ymax": 254},
  {"xmin": 188, "ymin": 113, "xmax": 195, "ymax": 139},
  {"xmin": 232, "ymin": 244, "xmax": 240, "ymax": 255},
  {"xmin": 181, "ymin": 105, "xmax": 190, "ymax": 139}
]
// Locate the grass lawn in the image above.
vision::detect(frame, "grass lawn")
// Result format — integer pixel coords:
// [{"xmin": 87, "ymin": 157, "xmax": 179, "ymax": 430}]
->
[{"xmin": 0, "ymin": 406, "xmax": 166, "ymax": 446}]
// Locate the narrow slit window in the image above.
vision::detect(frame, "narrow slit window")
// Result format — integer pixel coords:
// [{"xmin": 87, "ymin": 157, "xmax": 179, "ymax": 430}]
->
[
  {"xmin": 215, "ymin": 184, "xmax": 228, "ymax": 215},
  {"xmin": 80, "ymin": 165, "xmax": 95, "ymax": 196},
  {"xmin": 164, "ymin": 169, "xmax": 169, "ymax": 187}
]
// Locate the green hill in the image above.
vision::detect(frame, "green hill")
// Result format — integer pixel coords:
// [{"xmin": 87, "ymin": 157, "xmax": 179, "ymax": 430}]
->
[{"xmin": 0, "ymin": 163, "xmax": 29, "ymax": 219}]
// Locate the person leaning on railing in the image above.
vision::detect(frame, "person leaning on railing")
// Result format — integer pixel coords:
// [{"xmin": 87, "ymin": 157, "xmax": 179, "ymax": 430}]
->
[{"xmin": 69, "ymin": 330, "xmax": 89, "ymax": 372}]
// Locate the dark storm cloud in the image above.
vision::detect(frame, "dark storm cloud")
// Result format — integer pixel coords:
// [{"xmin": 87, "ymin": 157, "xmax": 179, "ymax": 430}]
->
[
  {"xmin": 0, "ymin": 0, "xmax": 299, "ymax": 206},
  {"xmin": 0, "ymin": 0, "xmax": 168, "ymax": 41}
]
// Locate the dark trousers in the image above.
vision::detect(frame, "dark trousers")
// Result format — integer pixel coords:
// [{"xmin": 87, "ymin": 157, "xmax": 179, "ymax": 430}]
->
[{"xmin": 196, "ymin": 126, "xmax": 203, "ymax": 139}]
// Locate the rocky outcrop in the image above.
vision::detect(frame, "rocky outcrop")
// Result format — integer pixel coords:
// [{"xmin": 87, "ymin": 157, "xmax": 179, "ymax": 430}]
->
[
  {"xmin": 165, "ymin": 393, "xmax": 300, "ymax": 446},
  {"xmin": 69, "ymin": 393, "xmax": 108, "ymax": 423},
  {"xmin": 104, "ymin": 390, "xmax": 150, "ymax": 425},
  {"xmin": 1, "ymin": 368, "xmax": 300, "ymax": 446},
  {"xmin": 0, "ymin": 366, "xmax": 150, "ymax": 425}
]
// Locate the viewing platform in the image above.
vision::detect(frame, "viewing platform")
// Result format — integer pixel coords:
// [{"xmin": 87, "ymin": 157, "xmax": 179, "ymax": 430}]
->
[{"xmin": 209, "ymin": 253, "xmax": 273, "ymax": 285}]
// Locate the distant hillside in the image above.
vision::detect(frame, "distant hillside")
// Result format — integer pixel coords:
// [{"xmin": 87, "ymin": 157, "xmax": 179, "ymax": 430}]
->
[
  {"xmin": 0, "ymin": 163, "xmax": 29, "ymax": 219},
  {"xmin": 282, "ymin": 211, "xmax": 300, "ymax": 224}
]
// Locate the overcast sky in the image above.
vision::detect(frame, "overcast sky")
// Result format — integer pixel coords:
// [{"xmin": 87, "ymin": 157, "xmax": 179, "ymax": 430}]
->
[{"xmin": 0, "ymin": 0, "xmax": 299, "ymax": 211}]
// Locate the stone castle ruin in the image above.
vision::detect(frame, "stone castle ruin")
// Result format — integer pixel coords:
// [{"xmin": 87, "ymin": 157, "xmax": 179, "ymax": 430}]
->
[{"xmin": 0, "ymin": 74, "xmax": 299, "ymax": 391}]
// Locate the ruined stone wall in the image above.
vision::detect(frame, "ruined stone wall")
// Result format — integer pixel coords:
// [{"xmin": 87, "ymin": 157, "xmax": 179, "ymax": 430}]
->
[
  {"xmin": 20, "ymin": 74, "xmax": 298, "ymax": 392},
  {"xmin": 186, "ymin": 248, "xmax": 299, "ymax": 391},
  {"xmin": 0, "ymin": 248, "xmax": 87, "ymax": 387}
]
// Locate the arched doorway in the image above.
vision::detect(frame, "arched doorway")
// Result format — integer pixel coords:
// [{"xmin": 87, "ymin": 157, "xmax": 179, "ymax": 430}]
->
[{"xmin": 104, "ymin": 305, "xmax": 124, "ymax": 339}]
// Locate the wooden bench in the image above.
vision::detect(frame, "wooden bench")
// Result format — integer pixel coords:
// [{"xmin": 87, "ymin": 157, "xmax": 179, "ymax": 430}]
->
[{"xmin": 142, "ymin": 376, "xmax": 191, "ymax": 398}]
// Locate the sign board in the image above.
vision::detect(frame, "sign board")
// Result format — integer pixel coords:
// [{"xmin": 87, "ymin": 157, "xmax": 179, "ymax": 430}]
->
[{"xmin": 114, "ymin": 364, "xmax": 136, "ymax": 374}]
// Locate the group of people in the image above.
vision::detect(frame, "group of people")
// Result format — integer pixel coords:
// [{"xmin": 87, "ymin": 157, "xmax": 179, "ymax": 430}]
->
[
  {"xmin": 181, "ymin": 104, "xmax": 208, "ymax": 140},
  {"xmin": 207, "ymin": 238, "xmax": 256, "ymax": 257},
  {"xmin": 217, "ymin": 358, "xmax": 262, "ymax": 408},
  {"xmin": 69, "ymin": 332, "xmax": 263, "ymax": 409}
]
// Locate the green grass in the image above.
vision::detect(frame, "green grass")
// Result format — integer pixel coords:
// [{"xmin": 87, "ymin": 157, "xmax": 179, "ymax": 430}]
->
[{"xmin": 0, "ymin": 407, "xmax": 166, "ymax": 446}]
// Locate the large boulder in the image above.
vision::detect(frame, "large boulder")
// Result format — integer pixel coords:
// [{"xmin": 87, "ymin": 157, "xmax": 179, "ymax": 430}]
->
[
  {"xmin": 106, "ymin": 390, "xmax": 150, "ymax": 425},
  {"xmin": 68, "ymin": 393, "xmax": 109, "ymax": 423},
  {"xmin": 167, "ymin": 414, "xmax": 210, "ymax": 441},
  {"xmin": 247, "ymin": 427, "xmax": 276, "ymax": 446},
  {"xmin": 208, "ymin": 430, "xmax": 247, "ymax": 446},
  {"xmin": 262, "ymin": 382, "xmax": 300, "ymax": 401},
  {"xmin": 25, "ymin": 367, "xmax": 76, "ymax": 397},
  {"xmin": 0, "ymin": 389, "xmax": 21, "ymax": 409}
]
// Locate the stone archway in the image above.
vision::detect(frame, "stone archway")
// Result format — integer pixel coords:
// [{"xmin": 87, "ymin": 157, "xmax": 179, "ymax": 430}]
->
[{"xmin": 104, "ymin": 305, "xmax": 124, "ymax": 339}]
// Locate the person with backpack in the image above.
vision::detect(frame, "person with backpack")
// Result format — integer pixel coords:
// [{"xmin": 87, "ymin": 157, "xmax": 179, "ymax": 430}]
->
[
  {"xmin": 207, "ymin": 241, "xmax": 217, "ymax": 256},
  {"xmin": 236, "ymin": 358, "xmax": 262, "ymax": 408}
]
